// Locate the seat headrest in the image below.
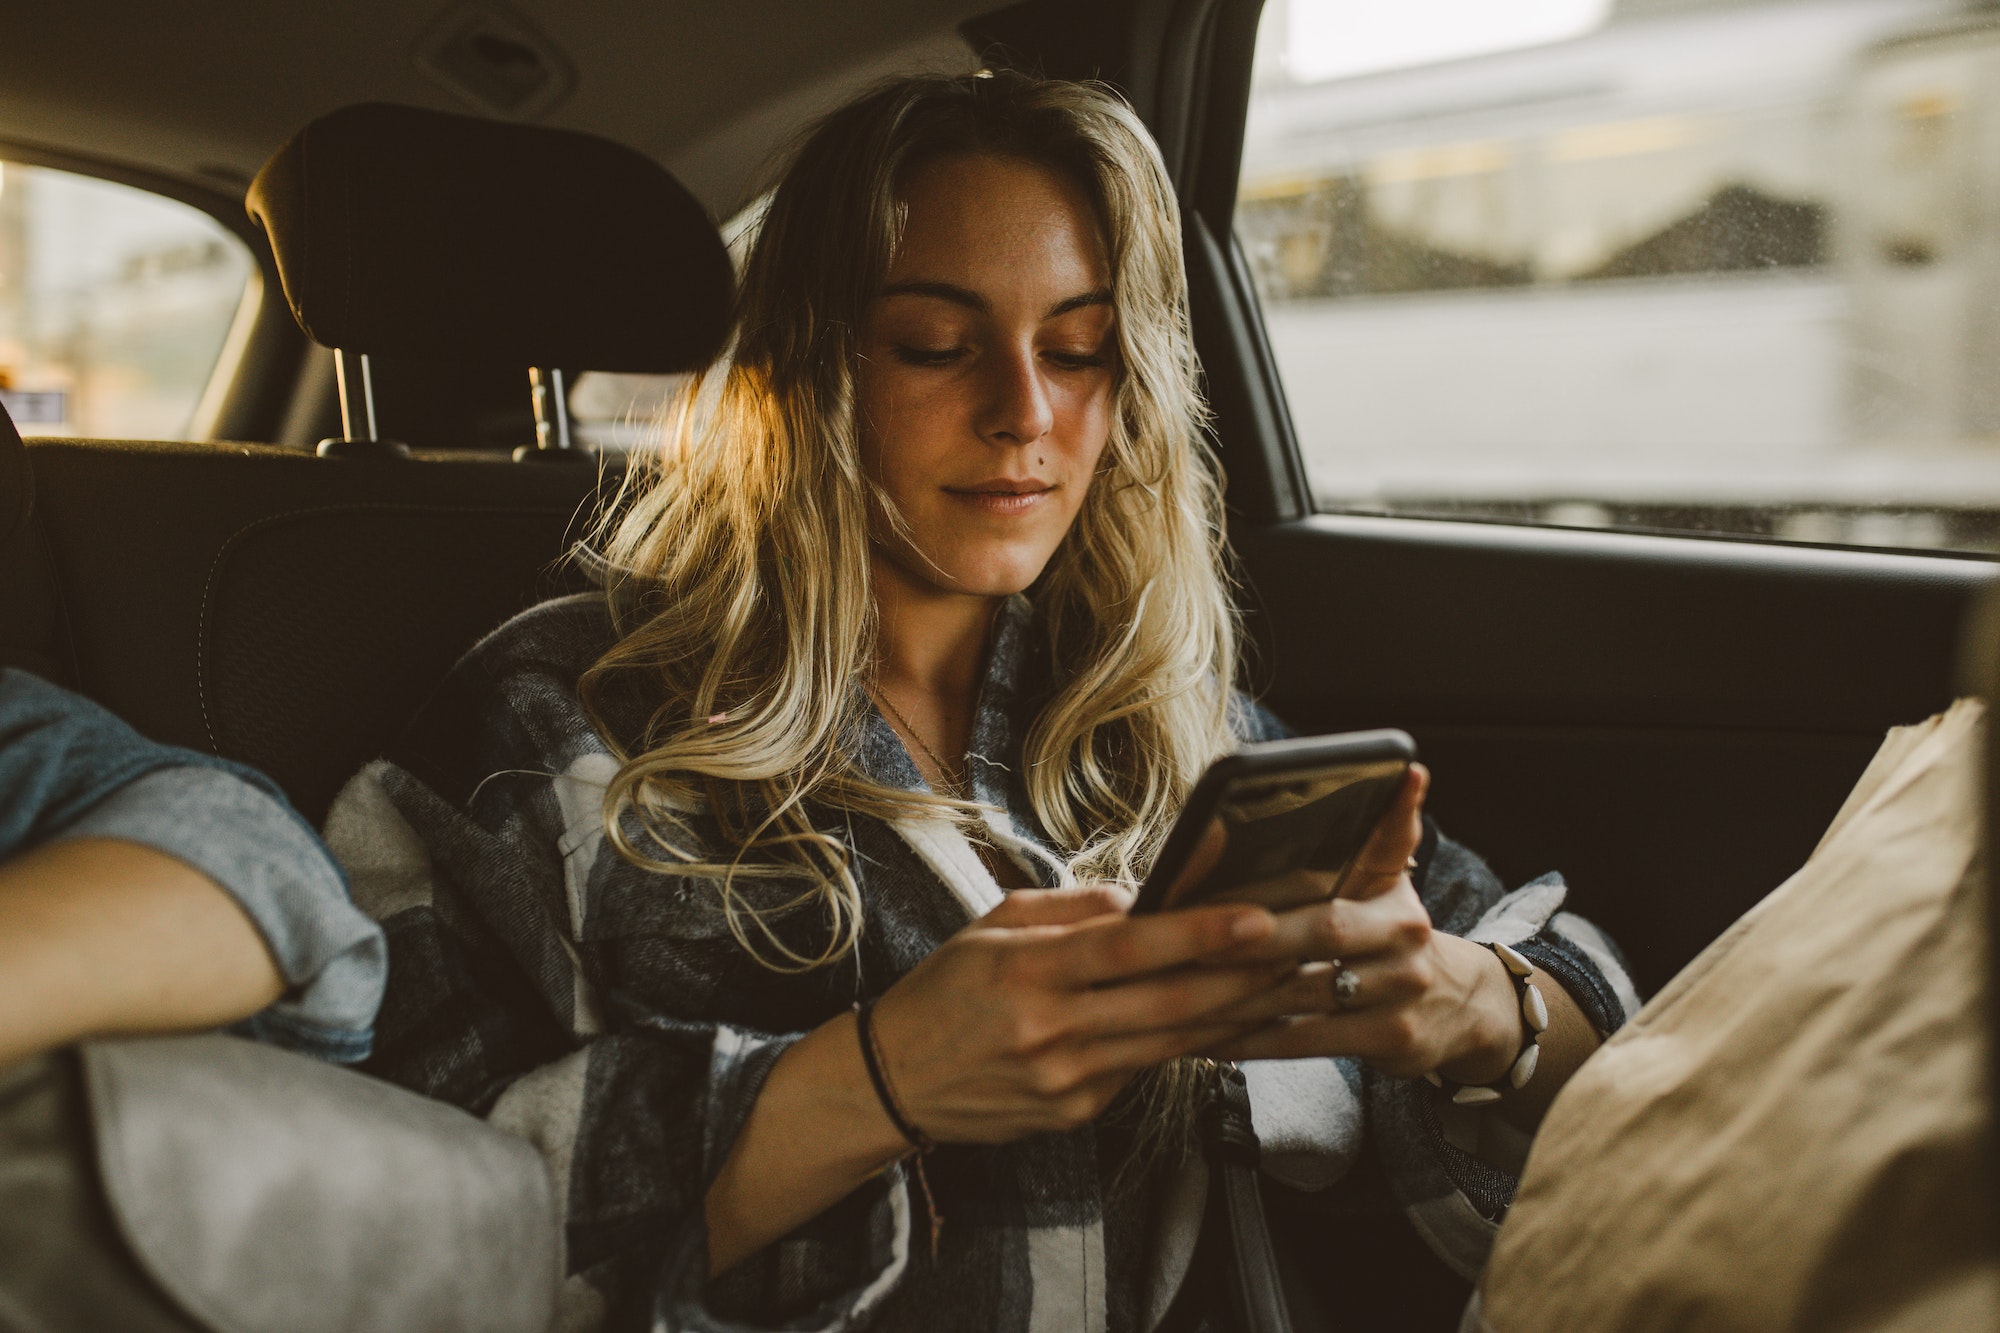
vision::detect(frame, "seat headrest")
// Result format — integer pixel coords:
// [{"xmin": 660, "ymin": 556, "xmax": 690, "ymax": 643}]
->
[
  {"xmin": 246, "ymin": 103, "xmax": 733, "ymax": 373},
  {"xmin": 0, "ymin": 399, "xmax": 28, "ymax": 551}
]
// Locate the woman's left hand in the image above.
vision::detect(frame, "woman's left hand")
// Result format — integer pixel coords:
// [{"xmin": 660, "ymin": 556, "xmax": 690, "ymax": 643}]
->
[{"xmin": 1196, "ymin": 764, "xmax": 1527, "ymax": 1087}]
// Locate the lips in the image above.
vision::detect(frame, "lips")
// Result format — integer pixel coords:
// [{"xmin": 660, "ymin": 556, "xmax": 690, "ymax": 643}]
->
[{"xmin": 944, "ymin": 479, "xmax": 1056, "ymax": 516}]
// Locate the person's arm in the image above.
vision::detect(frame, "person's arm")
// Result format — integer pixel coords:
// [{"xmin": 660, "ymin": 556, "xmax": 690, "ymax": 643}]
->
[
  {"xmin": 1424, "ymin": 932, "xmax": 1600, "ymax": 1129},
  {"xmin": 0, "ymin": 671, "xmax": 386, "ymax": 1063},
  {"xmin": 0, "ymin": 837, "xmax": 283, "ymax": 1067},
  {"xmin": 704, "ymin": 886, "xmax": 1285, "ymax": 1273}
]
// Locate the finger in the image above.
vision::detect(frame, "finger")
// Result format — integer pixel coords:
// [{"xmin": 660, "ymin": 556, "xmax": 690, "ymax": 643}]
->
[
  {"xmin": 1000, "ymin": 1030, "xmax": 1255, "ymax": 1131},
  {"xmin": 982, "ymin": 884, "xmax": 1134, "ymax": 928},
  {"xmin": 1209, "ymin": 879, "xmax": 1433, "ymax": 965},
  {"xmin": 1079, "ymin": 1019, "xmax": 1264, "ymax": 1076},
  {"xmin": 1068, "ymin": 961, "xmax": 1295, "ymax": 1037},
  {"xmin": 1208, "ymin": 955, "xmax": 1423, "ymax": 1025},
  {"xmin": 1340, "ymin": 763, "xmax": 1430, "ymax": 901},
  {"xmin": 1034, "ymin": 903, "xmax": 1276, "ymax": 986}
]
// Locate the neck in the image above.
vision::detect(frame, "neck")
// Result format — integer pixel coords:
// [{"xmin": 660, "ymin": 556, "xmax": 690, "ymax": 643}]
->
[{"xmin": 869, "ymin": 552, "xmax": 1000, "ymax": 705}]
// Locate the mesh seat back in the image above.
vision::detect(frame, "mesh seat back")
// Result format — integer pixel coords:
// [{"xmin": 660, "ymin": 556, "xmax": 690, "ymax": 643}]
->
[{"xmin": 26, "ymin": 437, "xmax": 608, "ymax": 822}]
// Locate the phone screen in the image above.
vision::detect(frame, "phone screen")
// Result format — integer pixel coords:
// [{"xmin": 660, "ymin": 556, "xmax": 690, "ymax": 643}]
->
[
  {"xmin": 1134, "ymin": 730, "xmax": 1416, "ymax": 915},
  {"xmin": 1196, "ymin": 759, "xmax": 1409, "ymax": 901}
]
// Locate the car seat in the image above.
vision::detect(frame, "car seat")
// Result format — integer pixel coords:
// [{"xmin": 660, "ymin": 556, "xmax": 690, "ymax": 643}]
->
[{"xmin": 0, "ymin": 102, "xmax": 732, "ymax": 824}]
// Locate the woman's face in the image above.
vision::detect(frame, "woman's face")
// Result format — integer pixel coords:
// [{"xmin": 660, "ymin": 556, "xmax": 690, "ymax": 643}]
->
[{"xmin": 856, "ymin": 151, "xmax": 1117, "ymax": 599}]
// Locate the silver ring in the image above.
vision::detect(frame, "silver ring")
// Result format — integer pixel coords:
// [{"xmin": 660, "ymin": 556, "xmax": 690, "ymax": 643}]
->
[{"xmin": 1333, "ymin": 965, "xmax": 1362, "ymax": 1009}]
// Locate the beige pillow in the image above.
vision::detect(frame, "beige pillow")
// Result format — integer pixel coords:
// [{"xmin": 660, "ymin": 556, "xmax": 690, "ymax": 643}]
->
[{"xmin": 1475, "ymin": 698, "xmax": 1999, "ymax": 1332}]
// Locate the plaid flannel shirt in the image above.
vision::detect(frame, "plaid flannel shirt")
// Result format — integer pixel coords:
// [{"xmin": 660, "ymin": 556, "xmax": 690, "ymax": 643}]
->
[{"xmin": 324, "ymin": 592, "xmax": 1636, "ymax": 1333}]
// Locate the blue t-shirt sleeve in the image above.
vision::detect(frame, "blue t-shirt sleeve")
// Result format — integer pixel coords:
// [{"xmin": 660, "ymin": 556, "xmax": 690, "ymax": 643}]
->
[
  {"xmin": 0, "ymin": 669, "xmax": 386, "ymax": 1062},
  {"xmin": 51, "ymin": 769, "xmax": 386, "ymax": 1061},
  {"xmin": 0, "ymin": 667, "xmax": 192, "ymax": 855}
]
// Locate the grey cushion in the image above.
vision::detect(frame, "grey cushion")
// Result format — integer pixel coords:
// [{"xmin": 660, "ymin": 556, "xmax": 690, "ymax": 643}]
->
[
  {"xmin": 0, "ymin": 1051, "xmax": 204, "ymax": 1333},
  {"xmin": 82, "ymin": 1034, "xmax": 559, "ymax": 1333}
]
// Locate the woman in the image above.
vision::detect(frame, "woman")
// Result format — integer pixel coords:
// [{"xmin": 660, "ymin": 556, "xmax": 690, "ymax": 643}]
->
[{"xmin": 330, "ymin": 72, "xmax": 1635, "ymax": 1332}]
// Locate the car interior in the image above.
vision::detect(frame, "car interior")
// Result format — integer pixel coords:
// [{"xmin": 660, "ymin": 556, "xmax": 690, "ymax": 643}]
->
[{"xmin": 0, "ymin": 0, "xmax": 1995, "ymax": 1323}]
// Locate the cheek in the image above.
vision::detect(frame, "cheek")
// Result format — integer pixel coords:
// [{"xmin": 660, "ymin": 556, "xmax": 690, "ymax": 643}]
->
[
  {"xmin": 857, "ymin": 368, "xmax": 957, "ymax": 489},
  {"xmin": 854, "ymin": 367, "xmax": 914, "ymax": 471},
  {"xmin": 1053, "ymin": 379, "xmax": 1116, "ymax": 472}
]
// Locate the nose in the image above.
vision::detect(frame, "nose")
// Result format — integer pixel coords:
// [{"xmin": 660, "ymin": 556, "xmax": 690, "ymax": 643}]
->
[{"xmin": 976, "ymin": 344, "xmax": 1054, "ymax": 448}]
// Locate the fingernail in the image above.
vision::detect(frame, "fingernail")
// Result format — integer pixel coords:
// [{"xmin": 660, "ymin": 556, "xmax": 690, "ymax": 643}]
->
[{"xmin": 1230, "ymin": 911, "xmax": 1274, "ymax": 941}]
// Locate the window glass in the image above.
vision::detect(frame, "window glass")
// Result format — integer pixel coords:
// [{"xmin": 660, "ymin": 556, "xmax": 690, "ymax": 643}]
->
[
  {"xmin": 0, "ymin": 161, "xmax": 254, "ymax": 439},
  {"xmin": 1238, "ymin": 0, "xmax": 2000, "ymax": 553},
  {"xmin": 568, "ymin": 371, "xmax": 689, "ymax": 449}
]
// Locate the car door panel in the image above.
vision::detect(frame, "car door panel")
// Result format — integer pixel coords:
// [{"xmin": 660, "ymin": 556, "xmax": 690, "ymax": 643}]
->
[{"xmin": 1236, "ymin": 516, "xmax": 1996, "ymax": 993}]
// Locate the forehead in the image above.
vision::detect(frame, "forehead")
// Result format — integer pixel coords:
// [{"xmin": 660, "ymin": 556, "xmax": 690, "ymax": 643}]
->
[{"xmin": 885, "ymin": 153, "xmax": 1110, "ymax": 295}]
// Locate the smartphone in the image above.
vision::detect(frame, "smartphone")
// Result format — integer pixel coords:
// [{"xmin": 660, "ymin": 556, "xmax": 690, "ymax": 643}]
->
[{"xmin": 1130, "ymin": 729, "xmax": 1417, "ymax": 915}]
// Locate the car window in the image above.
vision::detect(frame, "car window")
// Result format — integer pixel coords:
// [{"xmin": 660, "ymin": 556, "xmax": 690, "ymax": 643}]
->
[
  {"xmin": 1237, "ymin": 0, "xmax": 2000, "ymax": 554},
  {"xmin": 568, "ymin": 371, "xmax": 689, "ymax": 449},
  {"xmin": 0, "ymin": 160, "xmax": 254, "ymax": 439}
]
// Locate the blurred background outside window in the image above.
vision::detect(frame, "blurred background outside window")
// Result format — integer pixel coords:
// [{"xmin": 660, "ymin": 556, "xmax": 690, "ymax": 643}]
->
[
  {"xmin": 568, "ymin": 371, "xmax": 688, "ymax": 449},
  {"xmin": 1239, "ymin": 0, "xmax": 2000, "ymax": 553},
  {"xmin": 0, "ymin": 161, "xmax": 253, "ymax": 440}
]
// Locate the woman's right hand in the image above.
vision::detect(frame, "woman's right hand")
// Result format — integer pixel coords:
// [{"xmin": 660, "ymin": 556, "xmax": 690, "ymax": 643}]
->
[
  {"xmin": 705, "ymin": 887, "xmax": 1284, "ymax": 1274},
  {"xmin": 867, "ymin": 886, "xmax": 1286, "ymax": 1143}
]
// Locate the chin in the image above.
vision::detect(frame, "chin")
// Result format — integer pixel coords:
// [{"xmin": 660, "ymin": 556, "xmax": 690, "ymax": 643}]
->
[
  {"xmin": 881, "ymin": 529, "xmax": 1063, "ymax": 599},
  {"xmin": 934, "ymin": 547, "xmax": 1056, "ymax": 598},
  {"xmin": 941, "ymin": 569, "xmax": 1041, "ymax": 598}
]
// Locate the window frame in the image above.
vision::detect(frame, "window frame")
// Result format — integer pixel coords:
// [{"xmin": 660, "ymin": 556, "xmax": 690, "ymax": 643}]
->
[{"xmin": 1154, "ymin": 0, "xmax": 1319, "ymax": 527}]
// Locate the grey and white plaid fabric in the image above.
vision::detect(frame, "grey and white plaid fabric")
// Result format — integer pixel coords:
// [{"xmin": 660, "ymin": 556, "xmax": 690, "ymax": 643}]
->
[{"xmin": 323, "ymin": 592, "xmax": 1635, "ymax": 1333}]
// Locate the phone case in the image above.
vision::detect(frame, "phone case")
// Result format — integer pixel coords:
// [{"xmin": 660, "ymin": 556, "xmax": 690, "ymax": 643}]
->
[{"xmin": 1131, "ymin": 729, "xmax": 1417, "ymax": 915}]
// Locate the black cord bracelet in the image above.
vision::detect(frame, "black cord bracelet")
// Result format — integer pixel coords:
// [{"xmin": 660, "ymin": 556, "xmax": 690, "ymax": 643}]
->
[
  {"xmin": 854, "ymin": 997, "xmax": 934, "ymax": 1153},
  {"xmin": 852, "ymin": 997, "xmax": 945, "ymax": 1259}
]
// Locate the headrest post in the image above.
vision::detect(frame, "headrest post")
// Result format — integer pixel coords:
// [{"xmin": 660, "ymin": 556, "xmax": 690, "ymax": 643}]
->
[
  {"xmin": 528, "ymin": 367, "xmax": 573, "ymax": 453},
  {"xmin": 515, "ymin": 367, "xmax": 584, "ymax": 463},
  {"xmin": 318, "ymin": 349, "xmax": 408, "ymax": 459},
  {"xmin": 333, "ymin": 349, "xmax": 380, "ymax": 443}
]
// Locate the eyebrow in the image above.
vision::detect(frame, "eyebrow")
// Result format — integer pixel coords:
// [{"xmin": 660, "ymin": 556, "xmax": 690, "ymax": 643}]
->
[{"xmin": 879, "ymin": 280, "xmax": 1114, "ymax": 320}]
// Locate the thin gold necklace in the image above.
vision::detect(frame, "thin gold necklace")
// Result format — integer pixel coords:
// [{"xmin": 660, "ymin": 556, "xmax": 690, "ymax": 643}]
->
[{"xmin": 869, "ymin": 685, "xmax": 968, "ymax": 801}]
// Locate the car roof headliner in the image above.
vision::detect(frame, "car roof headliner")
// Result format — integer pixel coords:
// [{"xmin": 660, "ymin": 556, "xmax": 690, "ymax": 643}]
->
[{"xmin": 0, "ymin": 0, "xmax": 992, "ymax": 220}]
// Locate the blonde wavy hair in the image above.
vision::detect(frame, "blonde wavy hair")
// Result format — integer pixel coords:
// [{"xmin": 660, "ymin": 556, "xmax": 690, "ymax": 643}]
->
[{"xmin": 581, "ymin": 71, "xmax": 1242, "ymax": 970}]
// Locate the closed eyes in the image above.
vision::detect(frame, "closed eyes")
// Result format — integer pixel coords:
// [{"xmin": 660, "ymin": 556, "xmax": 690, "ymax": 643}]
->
[{"xmin": 890, "ymin": 345, "xmax": 1110, "ymax": 370}]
